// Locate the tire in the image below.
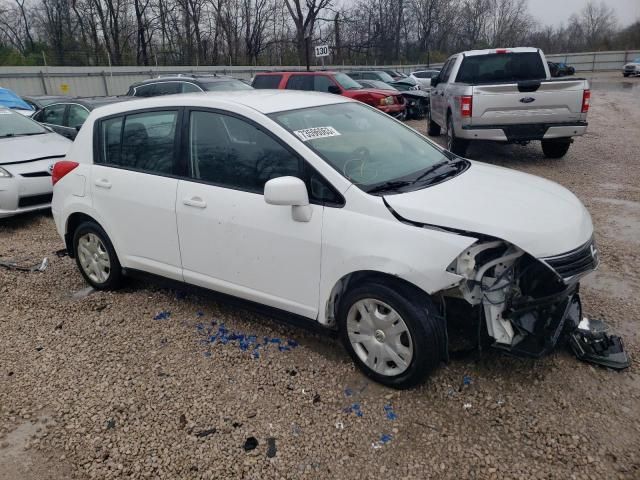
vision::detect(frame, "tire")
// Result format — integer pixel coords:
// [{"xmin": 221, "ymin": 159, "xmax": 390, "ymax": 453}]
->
[
  {"xmin": 337, "ymin": 280, "xmax": 445, "ymax": 389},
  {"xmin": 72, "ymin": 221, "xmax": 123, "ymax": 290},
  {"xmin": 427, "ymin": 107, "xmax": 441, "ymax": 136},
  {"xmin": 541, "ymin": 138, "xmax": 571, "ymax": 158},
  {"xmin": 623, "ymin": 73, "xmax": 630, "ymax": 77},
  {"xmin": 446, "ymin": 114, "xmax": 469, "ymax": 157}
]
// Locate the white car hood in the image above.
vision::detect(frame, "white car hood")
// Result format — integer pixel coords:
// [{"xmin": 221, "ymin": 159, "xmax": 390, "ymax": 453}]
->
[
  {"xmin": 384, "ymin": 161, "xmax": 593, "ymax": 258},
  {"xmin": 0, "ymin": 133, "xmax": 71, "ymax": 165}
]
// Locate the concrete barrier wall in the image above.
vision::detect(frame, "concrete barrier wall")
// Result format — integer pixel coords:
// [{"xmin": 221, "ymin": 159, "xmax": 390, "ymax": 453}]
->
[{"xmin": 1, "ymin": 50, "xmax": 638, "ymax": 97}]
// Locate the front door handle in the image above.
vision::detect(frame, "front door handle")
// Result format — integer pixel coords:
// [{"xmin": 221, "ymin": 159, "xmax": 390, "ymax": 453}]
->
[
  {"xmin": 183, "ymin": 196, "xmax": 207, "ymax": 209},
  {"xmin": 94, "ymin": 179, "xmax": 112, "ymax": 189}
]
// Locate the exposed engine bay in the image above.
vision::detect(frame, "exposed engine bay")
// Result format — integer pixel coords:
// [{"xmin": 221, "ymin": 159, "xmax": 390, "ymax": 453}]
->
[{"xmin": 444, "ymin": 238, "xmax": 630, "ymax": 369}]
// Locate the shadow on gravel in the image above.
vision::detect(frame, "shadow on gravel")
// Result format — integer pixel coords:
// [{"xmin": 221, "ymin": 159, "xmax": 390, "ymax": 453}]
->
[{"xmin": 0, "ymin": 210, "xmax": 52, "ymax": 232}]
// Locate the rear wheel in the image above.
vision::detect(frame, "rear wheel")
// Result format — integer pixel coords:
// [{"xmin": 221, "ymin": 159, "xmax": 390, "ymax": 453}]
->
[
  {"xmin": 338, "ymin": 281, "xmax": 445, "ymax": 389},
  {"xmin": 73, "ymin": 221, "xmax": 123, "ymax": 290},
  {"xmin": 427, "ymin": 108, "xmax": 441, "ymax": 136},
  {"xmin": 446, "ymin": 115, "xmax": 469, "ymax": 157},
  {"xmin": 541, "ymin": 138, "xmax": 571, "ymax": 158}
]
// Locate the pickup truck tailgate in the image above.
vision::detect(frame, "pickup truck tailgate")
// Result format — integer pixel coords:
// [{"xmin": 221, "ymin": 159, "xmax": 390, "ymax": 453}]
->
[{"xmin": 471, "ymin": 80, "xmax": 585, "ymax": 126}]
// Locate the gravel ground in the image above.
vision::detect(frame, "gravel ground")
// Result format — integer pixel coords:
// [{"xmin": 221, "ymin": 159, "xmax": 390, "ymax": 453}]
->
[{"xmin": 1, "ymin": 72, "xmax": 639, "ymax": 480}]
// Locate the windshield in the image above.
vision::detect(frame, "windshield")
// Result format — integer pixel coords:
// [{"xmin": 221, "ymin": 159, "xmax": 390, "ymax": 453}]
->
[
  {"xmin": 376, "ymin": 71, "xmax": 395, "ymax": 83},
  {"xmin": 0, "ymin": 109, "xmax": 48, "ymax": 138},
  {"xmin": 456, "ymin": 52, "xmax": 546, "ymax": 84},
  {"xmin": 364, "ymin": 80, "xmax": 396, "ymax": 90},
  {"xmin": 203, "ymin": 80, "xmax": 253, "ymax": 92},
  {"xmin": 334, "ymin": 73, "xmax": 363, "ymax": 90},
  {"xmin": 270, "ymin": 103, "xmax": 466, "ymax": 193}
]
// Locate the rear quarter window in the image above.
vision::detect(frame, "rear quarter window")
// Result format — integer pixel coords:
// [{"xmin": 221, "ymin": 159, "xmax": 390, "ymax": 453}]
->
[
  {"xmin": 456, "ymin": 52, "xmax": 546, "ymax": 84},
  {"xmin": 252, "ymin": 75, "xmax": 282, "ymax": 89}
]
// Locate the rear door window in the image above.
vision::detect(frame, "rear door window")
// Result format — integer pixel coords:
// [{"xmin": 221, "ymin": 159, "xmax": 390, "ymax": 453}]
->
[
  {"xmin": 285, "ymin": 75, "xmax": 313, "ymax": 91},
  {"xmin": 153, "ymin": 82, "xmax": 182, "ymax": 96},
  {"xmin": 456, "ymin": 52, "xmax": 546, "ymax": 84},
  {"xmin": 99, "ymin": 110, "xmax": 179, "ymax": 175},
  {"xmin": 252, "ymin": 75, "xmax": 282, "ymax": 89},
  {"xmin": 132, "ymin": 84, "xmax": 156, "ymax": 97},
  {"xmin": 181, "ymin": 83, "xmax": 203, "ymax": 93}
]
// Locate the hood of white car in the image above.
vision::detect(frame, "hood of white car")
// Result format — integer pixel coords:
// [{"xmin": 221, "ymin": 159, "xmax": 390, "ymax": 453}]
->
[
  {"xmin": 0, "ymin": 132, "xmax": 71, "ymax": 165},
  {"xmin": 384, "ymin": 161, "xmax": 593, "ymax": 258}
]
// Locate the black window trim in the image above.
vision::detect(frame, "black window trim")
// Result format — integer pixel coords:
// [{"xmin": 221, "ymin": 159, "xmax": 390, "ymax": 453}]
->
[
  {"xmin": 181, "ymin": 106, "xmax": 345, "ymax": 208},
  {"xmin": 132, "ymin": 81, "xmax": 203, "ymax": 96},
  {"xmin": 93, "ymin": 106, "xmax": 185, "ymax": 179}
]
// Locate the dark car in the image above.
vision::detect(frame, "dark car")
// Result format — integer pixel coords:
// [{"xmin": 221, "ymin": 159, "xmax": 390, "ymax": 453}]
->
[
  {"xmin": 346, "ymin": 70, "xmax": 397, "ymax": 84},
  {"xmin": 548, "ymin": 61, "xmax": 575, "ymax": 77},
  {"xmin": 22, "ymin": 95, "xmax": 72, "ymax": 111},
  {"xmin": 126, "ymin": 74, "xmax": 253, "ymax": 97},
  {"xmin": 32, "ymin": 96, "xmax": 133, "ymax": 140},
  {"xmin": 358, "ymin": 79, "xmax": 429, "ymax": 119}
]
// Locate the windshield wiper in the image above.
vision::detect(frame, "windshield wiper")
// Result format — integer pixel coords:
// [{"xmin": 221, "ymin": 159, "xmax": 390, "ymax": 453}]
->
[{"xmin": 366, "ymin": 180, "xmax": 414, "ymax": 194}]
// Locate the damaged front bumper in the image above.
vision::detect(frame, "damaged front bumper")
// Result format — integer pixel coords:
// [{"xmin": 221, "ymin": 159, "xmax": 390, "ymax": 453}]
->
[{"xmin": 446, "ymin": 238, "xmax": 630, "ymax": 370}]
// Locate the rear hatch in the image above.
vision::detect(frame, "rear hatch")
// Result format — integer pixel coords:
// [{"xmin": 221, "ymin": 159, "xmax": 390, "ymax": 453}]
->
[
  {"xmin": 471, "ymin": 80, "xmax": 585, "ymax": 125},
  {"xmin": 456, "ymin": 51, "xmax": 585, "ymax": 125}
]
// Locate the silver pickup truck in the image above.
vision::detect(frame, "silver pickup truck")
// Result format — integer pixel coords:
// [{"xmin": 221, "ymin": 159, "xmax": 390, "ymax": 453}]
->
[{"xmin": 427, "ymin": 47, "xmax": 590, "ymax": 158}]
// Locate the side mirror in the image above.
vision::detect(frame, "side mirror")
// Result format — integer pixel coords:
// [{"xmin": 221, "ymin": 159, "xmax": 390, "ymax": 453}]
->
[
  {"xmin": 328, "ymin": 85, "xmax": 341, "ymax": 94},
  {"xmin": 431, "ymin": 76, "xmax": 440, "ymax": 87},
  {"xmin": 74, "ymin": 125, "xmax": 82, "ymax": 132},
  {"xmin": 264, "ymin": 176, "xmax": 312, "ymax": 222}
]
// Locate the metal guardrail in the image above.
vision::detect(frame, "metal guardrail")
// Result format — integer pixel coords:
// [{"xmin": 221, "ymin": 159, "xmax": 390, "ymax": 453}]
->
[{"xmin": 0, "ymin": 50, "xmax": 638, "ymax": 97}]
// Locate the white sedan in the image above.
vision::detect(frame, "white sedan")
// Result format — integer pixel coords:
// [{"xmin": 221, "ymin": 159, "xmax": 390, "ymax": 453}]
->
[
  {"xmin": 52, "ymin": 91, "xmax": 598, "ymax": 387},
  {"xmin": 0, "ymin": 108, "xmax": 71, "ymax": 218},
  {"xmin": 409, "ymin": 69, "xmax": 441, "ymax": 90}
]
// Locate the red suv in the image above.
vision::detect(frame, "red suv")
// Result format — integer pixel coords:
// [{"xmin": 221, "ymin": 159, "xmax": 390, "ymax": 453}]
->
[{"xmin": 252, "ymin": 71, "xmax": 405, "ymax": 119}]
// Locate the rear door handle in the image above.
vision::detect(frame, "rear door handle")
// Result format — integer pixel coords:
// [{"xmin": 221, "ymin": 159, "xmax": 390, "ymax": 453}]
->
[
  {"xmin": 183, "ymin": 196, "xmax": 207, "ymax": 209},
  {"xmin": 94, "ymin": 179, "xmax": 112, "ymax": 189}
]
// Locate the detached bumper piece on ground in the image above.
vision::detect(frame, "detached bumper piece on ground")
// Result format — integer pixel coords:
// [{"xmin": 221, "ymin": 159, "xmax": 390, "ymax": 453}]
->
[{"xmin": 568, "ymin": 317, "xmax": 631, "ymax": 370}]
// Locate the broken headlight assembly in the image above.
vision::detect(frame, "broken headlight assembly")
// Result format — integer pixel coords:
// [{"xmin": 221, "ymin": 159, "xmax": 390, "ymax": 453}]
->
[{"xmin": 445, "ymin": 239, "xmax": 630, "ymax": 369}]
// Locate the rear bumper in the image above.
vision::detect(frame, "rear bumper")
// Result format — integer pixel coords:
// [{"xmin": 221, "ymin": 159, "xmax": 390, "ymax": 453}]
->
[{"xmin": 459, "ymin": 121, "xmax": 588, "ymax": 142}]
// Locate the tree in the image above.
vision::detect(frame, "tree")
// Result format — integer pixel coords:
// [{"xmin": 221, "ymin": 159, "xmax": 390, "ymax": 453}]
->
[{"xmin": 284, "ymin": 0, "xmax": 333, "ymax": 65}]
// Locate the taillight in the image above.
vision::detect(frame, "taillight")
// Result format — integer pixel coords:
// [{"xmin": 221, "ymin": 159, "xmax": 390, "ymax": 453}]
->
[
  {"xmin": 460, "ymin": 95, "xmax": 473, "ymax": 117},
  {"xmin": 52, "ymin": 161, "xmax": 79, "ymax": 186},
  {"xmin": 581, "ymin": 89, "xmax": 590, "ymax": 113},
  {"xmin": 495, "ymin": 49, "xmax": 509, "ymax": 54}
]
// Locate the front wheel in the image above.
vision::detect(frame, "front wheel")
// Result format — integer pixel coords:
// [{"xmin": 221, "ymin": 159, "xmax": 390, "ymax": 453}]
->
[
  {"xmin": 338, "ymin": 281, "xmax": 445, "ymax": 389},
  {"xmin": 73, "ymin": 221, "xmax": 123, "ymax": 290},
  {"xmin": 541, "ymin": 138, "xmax": 571, "ymax": 158}
]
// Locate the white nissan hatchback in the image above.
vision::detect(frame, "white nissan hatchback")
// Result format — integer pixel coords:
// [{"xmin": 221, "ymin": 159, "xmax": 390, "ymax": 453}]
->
[{"xmin": 52, "ymin": 91, "xmax": 597, "ymax": 388}]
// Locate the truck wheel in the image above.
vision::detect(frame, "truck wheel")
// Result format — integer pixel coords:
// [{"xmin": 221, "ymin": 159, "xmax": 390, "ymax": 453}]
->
[
  {"xmin": 447, "ymin": 115, "xmax": 469, "ymax": 157},
  {"xmin": 427, "ymin": 108, "xmax": 441, "ymax": 136},
  {"xmin": 541, "ymin": 139, "xmax": 571, "ymax": 158},
  {"xmin": 338, "ymin": 280, "xmax": 445, "ymax": 389},
  {"xmin": 73, "ymin": 221, "xmax": 123, "ymax": 290}
]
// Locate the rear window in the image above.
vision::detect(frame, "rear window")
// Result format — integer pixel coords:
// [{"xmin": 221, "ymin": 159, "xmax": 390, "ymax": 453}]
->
[
  {"xmin": 456, "ymin": 52, "xmax": 546, "ymax": 84},
  {"xmin": 201, "ymin": 80, "xmax": 253, "ymax": 92},
  {"xmin": 252, "ymin": 75, "xmax": 282, "ymax": 89}
]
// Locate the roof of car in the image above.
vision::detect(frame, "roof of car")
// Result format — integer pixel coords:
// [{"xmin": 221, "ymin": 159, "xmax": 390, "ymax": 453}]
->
[
  {"xmin": 254, "ymin": 70, "xmax": 338, "ymax": 75},
  {"xmin": 90, "ymin": 90, "xmax": 351, "ymax": 118},
  {"xmin": 130, "ymin": 75, "xmax": 239, "ymax": 87},
  {"xmin": 459, "ymin": 47, "xmax": 539, "ymax": 57},
  {"xmin": 43, "ymin": 96, "xmax": 134, "ymax": 109}
]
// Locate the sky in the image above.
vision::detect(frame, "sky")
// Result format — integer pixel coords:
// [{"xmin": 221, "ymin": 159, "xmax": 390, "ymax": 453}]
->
[{"xmin": 527, "ymin": 0, "xmax": 640, "ymax": 27}]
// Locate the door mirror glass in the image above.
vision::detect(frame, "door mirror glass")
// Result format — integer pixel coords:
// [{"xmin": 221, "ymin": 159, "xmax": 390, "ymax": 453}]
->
[
  {"xmin": 264, "ymin": 176, "xmax": 309, "ymax": 206},
  {"xmin": 327, "ymin": 85, "xmax": 341, "ymax": 94}
]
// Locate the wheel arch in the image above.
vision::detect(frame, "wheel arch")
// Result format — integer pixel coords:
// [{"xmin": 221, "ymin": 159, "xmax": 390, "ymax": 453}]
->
[
  {"xmin": 323, "ymin": 270, "xmax": 437, "ymax": 329},
  {"xmin": 64, "ymin": 212, "xmax": 106, "ymax": 258}
]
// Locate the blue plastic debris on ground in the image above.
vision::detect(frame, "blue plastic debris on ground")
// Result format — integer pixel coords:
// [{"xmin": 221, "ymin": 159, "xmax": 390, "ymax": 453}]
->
[
  {"xmin": 383, "ymin": 404, "xmax": 397, "ymax": 420},
  {"xmin": 379, "ymin": 433, "xmax": 393, "ymax": 444},
  {"xmin": 343, "ymin": 403, "xmax": 363, "ymax": 417},
  {"xmin": 463, "ymin": 375, "xmax": 473, "ymax": 386},
  {"xmin": 196, "ymin": 321, "xmax": 299, "ymax": 359},
  {"xmin": 344, "ymin": 388, "xmax": 353, "ymax": 397},
  {"xmin": 154, "ymin": 311, "xmax": 171, "ymax": 320}
]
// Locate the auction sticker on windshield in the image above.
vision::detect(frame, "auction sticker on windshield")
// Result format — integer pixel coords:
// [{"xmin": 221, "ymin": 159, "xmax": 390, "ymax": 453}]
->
[{"xmin": 294, "ymin": 126, "xmax": 341, "ymax": 141}]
